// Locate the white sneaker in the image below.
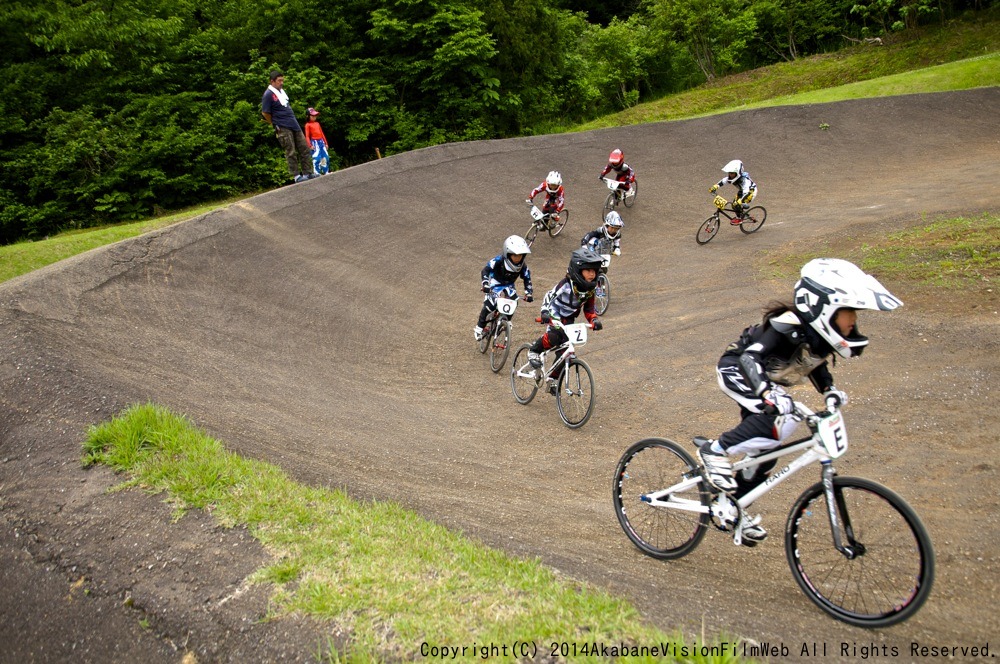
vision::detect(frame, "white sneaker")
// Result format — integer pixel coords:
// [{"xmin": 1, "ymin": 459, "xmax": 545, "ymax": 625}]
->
[
  {"xmin": 294, "ymin": 174, "xmax": 308, "ymax": 183},
  {"xmin": 697, "ymin": 442, "xmax": 736, "ymax": 491},
  {"xmin": 473, "ymin": 326, "xmax": 484, "ymax": 341},
  {"xmin": 739, "ymin": 515, "xmax": 768, "ymax": 543}
]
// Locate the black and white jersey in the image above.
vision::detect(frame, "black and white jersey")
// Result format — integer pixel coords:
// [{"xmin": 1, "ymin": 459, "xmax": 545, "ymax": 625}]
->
[{"xmin": 721, "ymin": 311, "xmax": 835, "ymax": 394}]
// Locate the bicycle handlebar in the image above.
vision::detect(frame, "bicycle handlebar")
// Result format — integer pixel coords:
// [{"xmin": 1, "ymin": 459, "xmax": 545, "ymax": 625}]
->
[
  {"xmin": 762, "ymin": 397, "xmax": 842, "ymax": 419},
  {"xmin": 534, "ymin": 316, "xmax": 594, "ymax": 330}
]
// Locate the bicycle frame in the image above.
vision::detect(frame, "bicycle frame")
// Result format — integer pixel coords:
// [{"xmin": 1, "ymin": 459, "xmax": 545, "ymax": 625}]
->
[
  {"xmin": 540, "ymin": 322, "xmax": 588, "ymax": 381},
  {"xmin": 512, "ymin": 321, "xmax": 588, "ymax": 384},
  {"xmin": 644, "ymin": 400, "xmax": 849, "ymax": 546},
  {"xmin": 712, "ymin": 205, "xmax": 744, "ymax": 224},
  {"xmin": 527, "ymin": 202, "xmax": 559, "ymax": 229}
]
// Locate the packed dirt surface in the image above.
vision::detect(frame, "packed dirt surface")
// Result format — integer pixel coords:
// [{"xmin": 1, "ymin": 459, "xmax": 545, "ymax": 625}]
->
[{"xmin": 2, "ymin": 89, "xmax": 999, "ymax": 663}]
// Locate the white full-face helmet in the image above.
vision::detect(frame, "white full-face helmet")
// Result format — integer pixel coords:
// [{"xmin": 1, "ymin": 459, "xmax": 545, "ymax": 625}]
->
[
  {"xmin": 502, "ymin": 234, "xmax": 531, "ymax": 272},
  {"xmin": 545, "ymin": 170, "xmax": 563, "ymax": 194},
  {"xmin": 603, "ymin": 210, "xmax": 624, "ymax": 239},
  {"xmin": 722, "ymin": 159, "xmax": 743, "ymax": 182},
  {"xmin": 793, "ymin": 258, "xmax": 903, "ymax": 358}
]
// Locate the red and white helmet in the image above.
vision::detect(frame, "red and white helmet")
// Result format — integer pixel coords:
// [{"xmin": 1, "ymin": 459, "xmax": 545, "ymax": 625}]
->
[
  {"xmin": 609, "ymin": 149, "xmax": 624, "ymax": 167},
  {"xmin": 545, "ymin": 170, "xmax": 562, "ymax": 193}
]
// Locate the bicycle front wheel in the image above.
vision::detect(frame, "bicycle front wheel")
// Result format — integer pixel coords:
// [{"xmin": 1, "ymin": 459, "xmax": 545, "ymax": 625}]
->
[
  {"xmin": 489, "ymin": 318, "xmax": 512, "ymax": 373},
  {"xmin": 603, "ymin": 192, "xmax": 617, "ymax": 221},
  {"xmin": 786, "ymin": 476, "xmax": 934, "ymax": 628},
  {"xmin": 549, "ymin": 209, "xmax": 568, "ymax": 237},
  {"xmin": 524, "ymin": 222, "xmax": 539, "ymax": 248},
  {"xmin": 510, "ymin": 344, "xmax": 540, "ymax": 404},
  {"xmin": 623, "ymin": 180, "xmax": 638, "ymax": 208},
  {"xmin": 613, "ymin": 438, "xmax": 710, "ymax": 559},
  {"xmin": 594, "ymin": 273, "xmax": 610, "ymax": 316},
  {"xmin": 739, "ymin": 206, "xmax": 767, "ymax": 234},
  {"xmin": 696, "ymin": 216, "xmax": 719, "ymax": 244},
  {"xmin": 556, "ymin": 357, "xmax": 595, "ymax": 428}
]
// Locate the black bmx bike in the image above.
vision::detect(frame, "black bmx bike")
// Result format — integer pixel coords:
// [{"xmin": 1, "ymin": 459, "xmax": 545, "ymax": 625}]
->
[{"xmin": 696, "ymin": 196, "xmax": 766, "ymax": 244}]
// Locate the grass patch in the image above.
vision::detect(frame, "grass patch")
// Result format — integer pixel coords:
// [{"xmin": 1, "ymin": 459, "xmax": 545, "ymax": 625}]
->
[
  {"xmin": 574, "ymin": 18, "xmax": 1000, "ymax": 131},
  {"xmin": 83, "ymin": 404, "xmax": 743, "ymax": 663},
  {"xmin": 761, "ymin": 213, "xmax": 999, "ymax": 287},
  {"xmin": 0, "ymin": 196, "xmax": 249, "ymax": 284}
]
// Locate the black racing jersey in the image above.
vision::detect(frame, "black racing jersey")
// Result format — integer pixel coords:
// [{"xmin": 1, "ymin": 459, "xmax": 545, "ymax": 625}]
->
[{"xmin": 721, "ymin": 310, "xmax": 835, "ymax": 394}]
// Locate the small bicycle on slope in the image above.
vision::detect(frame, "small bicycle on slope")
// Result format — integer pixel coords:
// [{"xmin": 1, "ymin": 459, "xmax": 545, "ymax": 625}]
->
[
  {"xmin": 477, "ymin": 286, "xmax": 520, "ymax": 372},
  {"xmin": 524, "ymin": 201, "xmax": 569, "ymax": 247},
  {"xmin": 510, "ymin": 319, "xmax": 595, "ymax": 429},
  {"xmin": 611, "ymin": 396, "xmax": 934, "ymax": 628},
  {"xmin": 583, "ymin": 237, "xmax": 615, "ymax": 316},
  {"xmin": 601, "ymin": 177, "xmax": 638, "ymax": 221},
  {"xmin": 695, "ymin": 195, "xmax": 766, "ymax": 244}
]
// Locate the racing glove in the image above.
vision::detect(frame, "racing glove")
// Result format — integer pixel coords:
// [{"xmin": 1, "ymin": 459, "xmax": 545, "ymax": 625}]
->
[
  {"xmin": 763, "ymin": 386, "xmax": 795, "ymax": 415},
  {"xmin": 823, "ymin": 387, "xmax": 849, "ymax": 407}
]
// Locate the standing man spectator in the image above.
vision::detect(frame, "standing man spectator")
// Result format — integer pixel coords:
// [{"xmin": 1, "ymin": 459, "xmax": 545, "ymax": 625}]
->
[{"xmin": 261, "ymin": 70, "xmax": 316, "ymax": 184}]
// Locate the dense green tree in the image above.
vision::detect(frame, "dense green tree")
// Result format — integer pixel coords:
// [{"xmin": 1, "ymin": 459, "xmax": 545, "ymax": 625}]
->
[{"xmin": 0, "ymin": 0, "xmax": 995, "ymax": 243}]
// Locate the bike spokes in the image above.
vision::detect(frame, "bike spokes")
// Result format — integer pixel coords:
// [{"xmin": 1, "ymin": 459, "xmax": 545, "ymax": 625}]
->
[
  {"xmin": 556, "ymin": 358, "xmax": 594, "ymax": 428},
  {"xmin": 785, "ymin": 477, "xmax": 934, "ymax": 627}
]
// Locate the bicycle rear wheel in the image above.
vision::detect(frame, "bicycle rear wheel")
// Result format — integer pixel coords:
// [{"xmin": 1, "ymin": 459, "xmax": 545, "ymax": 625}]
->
[
  {"xmin": 696, "ymin": 216, "xmax": 719, "ymax": 244},
  {"xmin": 524, "ymin": 222, "xmax": 539, "ymax": 247},
  {"xmin": 613, "ymin": 438, "xmax": 710, "ymax": 559},
  {"xmin": 548, "ymin": 209, "xmax": 568, "ymax": 237},
  {"xmin": 623, "ymin": 180, "xmax": 638, "ymax": 208},
  {"xmin": 786, "ymin": 476, "xmax": 934, "ymax": 628},
  {"xmin": 739, "ymin": 206, "xmax": 767, "ymax": 234},
  {"xmin": 556, "ymin": 357, "xmax": 594, "ymax": 428},
  {"xmin": 594, "ymin": 274, "xmax": 610, "ymax": 316},
  {"xmin": 489, "ymin": 318, "xmax": 512, "ymax": 373},
  {"xmin": 510, "ymin": 344, "xmax": 540, "ymax": 404}
]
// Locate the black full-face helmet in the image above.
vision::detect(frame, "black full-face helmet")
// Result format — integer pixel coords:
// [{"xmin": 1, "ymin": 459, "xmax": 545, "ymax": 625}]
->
[{"xmin": 567, "ymin": 247, "xmax": 603, "ymax": 292}]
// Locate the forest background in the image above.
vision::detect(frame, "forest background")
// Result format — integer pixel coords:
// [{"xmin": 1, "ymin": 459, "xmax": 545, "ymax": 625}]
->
[{"xmin": 1, "ymin": 0, "xmax": 995, "ymax": 244}]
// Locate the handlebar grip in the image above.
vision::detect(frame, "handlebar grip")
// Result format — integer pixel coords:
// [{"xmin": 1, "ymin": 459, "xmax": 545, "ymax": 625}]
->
[{"xmin": 762, "ymin": 403, "xmax": 778, "ymax": 416}]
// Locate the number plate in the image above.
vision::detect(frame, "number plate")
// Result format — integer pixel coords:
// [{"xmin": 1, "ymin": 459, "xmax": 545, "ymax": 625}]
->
[
  {"xmin": 563, "ymin": 323, "xmax": 588, "ymax": 345},
  {"xmin": 816, "ymin": 411, "xmax": 848, "ymax": 458},
  {"xmin": 530, "ymin": 206, "xmax": 544, "ymax": 221},
  {"xmin": 496, "ymin": 297, "xmax": 517, "ymax": 316}
]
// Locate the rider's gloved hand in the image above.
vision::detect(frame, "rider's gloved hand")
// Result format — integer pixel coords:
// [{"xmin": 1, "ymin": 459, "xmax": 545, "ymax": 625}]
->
[
  {"xmin": 709, "ymin": 184, "xmax": 719, "ymax": 193},
  {"xmin": 591, "ymin": 318, "xmax": 603, "ymax": 331},
  {"xmin": 823, "ymin": 387, "xmax": 849, "ymax": 407},
  {"xmin": 481, "ymin": 282, "xmax": 489, "ymax": 293},
  {"xmin": 613, "ymin": 248, "xmax": 621, "ymax": 256},
  {"xmin": 525, "ymin": 199, "xmax": 532, "ymax": 204},
  {"xmin": 598, "ymin": 174, "xmax": 604, "ymax": 181},
  {"xmin": 763, "ymin": 386, "xmax": 795, "ymax": 415},
  {"xmin": 525, "ymin": 294, "xmax": 534, "ymax": 303},
  {"xmin": 540, "ymin": 311, "xmax": 552, "ymax": 325}
]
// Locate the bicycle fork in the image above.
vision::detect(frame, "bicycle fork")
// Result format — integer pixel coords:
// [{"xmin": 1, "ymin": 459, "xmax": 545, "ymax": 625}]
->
[{"xmin": 821, "ymin": 463, "xmax": 863, "ymax": 559}]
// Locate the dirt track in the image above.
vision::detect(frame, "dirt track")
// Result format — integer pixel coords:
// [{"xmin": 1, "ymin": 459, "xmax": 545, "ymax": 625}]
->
[{"xmin": 2, "ymin": 89, "xmax": 999, "ymax": 662}]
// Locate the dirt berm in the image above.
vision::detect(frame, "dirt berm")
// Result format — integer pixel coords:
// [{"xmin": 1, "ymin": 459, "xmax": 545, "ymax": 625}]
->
[{"xmin": 1, "ymin": 88, "xmax": 998, "ymax": 662}]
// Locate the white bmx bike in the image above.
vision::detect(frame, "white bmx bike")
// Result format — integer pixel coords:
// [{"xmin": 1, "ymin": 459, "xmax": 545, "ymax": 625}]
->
[{"xmin": 612, "ymin": 397, "xmax": 934, "ymax": 627}]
